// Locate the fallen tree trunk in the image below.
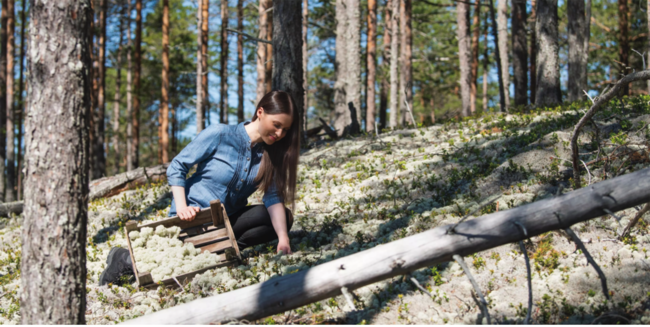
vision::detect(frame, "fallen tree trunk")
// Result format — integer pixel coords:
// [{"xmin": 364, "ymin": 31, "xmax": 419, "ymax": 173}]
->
[
  {"xmin": 0, "ymin": 163, "xmax": 170, "ymax": 217},
  {"xmin": 124, "ymin": 167, "xmax": 650, "ymax": 325}
]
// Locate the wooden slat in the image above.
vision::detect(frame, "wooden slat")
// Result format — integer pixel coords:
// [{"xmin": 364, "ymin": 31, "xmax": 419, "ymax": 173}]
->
[
  {"xmin": 138, "ymin": 272, "xmax": 154, "ymax": 286},
  {"xmin": 183, "ymin": 228, "xmax": 229, "ymax": 247},
  {"xmin": 222, "ymin": 206, "xmax": 242, "ymax": 261},
  {"xmin": 134, "ymin": 208, "xmax": 213, "ymax": 231},
  {"xmin": 210, "ymin": 199, "xmax": 224, "ymax": 226},
  {"xmin": 143, "ymin": 255, "xmax": 234, "ymax": 290},
  {"xmin": 199, "ymin": 239, "xmax": 232, "ymax": 253},
  {"xmin": 178, "ymin": 224, "xmax": 218, "ymax": 238},
  {"xmin": 124, "ymin": 222, "xmax": 141, "ymax": 286}
]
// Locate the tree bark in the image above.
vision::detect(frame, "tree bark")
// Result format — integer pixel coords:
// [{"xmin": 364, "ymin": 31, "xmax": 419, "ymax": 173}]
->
[
  {"xmin": 618, "ymin": 0, "xmax": 629, "ymax": 96},
  {"xmin": 379, "ymin": 0, "xmax": 392, "ymax": 132},
  {"xmin": 6, "ymin": 0, "xmax": 15, "ymax": 202},
  {"xmin": 388, "ymin": 0, "xmax": 400, "ymax": 128},
  {"xmin": 196, "ymin": 0, "xmax": 204, "ymax": 133},
  {"xmin": 0, "ymin": 0, "xmax": 7, "ymax": 201},
  {"xmin": 256, "ymin": 0, "xmax": 270, "ymax": 105},
  {"xmin": 497, "ymin": 0, "xmax": 509, "ymax": 110},
  {"xmin": 483, "ymin": 9, "xmax": 489, "ymax": 112},
  {"xmin": 512, "ymin": 0, "xmax": 527, "ymax": 106},
  {"xmin": 333, "ymin": 0, "xmax": 361, "ymax": 136},
  {"xmin": 124, "ymin": 167, "xmax": 650, "ymax": 324},
  {"xmin": 126, "ymin": 0, "xmax": 133, "ymax": 171},
  {"xmin": 113, "ymin": 5, "xmax": 125, "ymax": 175},
  {"xmin": 16, "ymin": 0, "xmax": 26, "ymax": 200},
  {"xmin": 220, "ymin": 0, "xmax": 229, "ymax": 124},
  {"xmin": 201, "ymin": 0, "xmax": 209, "ymax": 125},
  {"xmin": 398, "ymin": 0, "xmax": 405, "ymax": 126},
  {"xmin": 20, "ymin": 0, "xmax": 92, "ymax": 323},
  {"xmin": 265, "ymin": 1, "xmax": 273, "ymax": 95},
  {"xmin": 366, "ymin": 0, "xmax": 377, "ymax": 132},
  {"xmin": 161, "ymin": 0, "xmax": 170, "ymax": 163},
  {"xmin": 535, "ymin": 0, "xmax": 561, "ymax": 106},
  {"xmin": 302, "ymin": 0, "xmax": 309, "ymax": 137},
  {"xmin": 401, "ymin": 0, "xmax": 413, "ymax": 125},
  {"xmin": 237, "ymin": 0, "xmax": 244, "ymax": 123},
  {"xmin": 132, "ymin": 0, "xmax": 142, "ymax": 169},
  {"xmin": 648, "ymin": 0, "xmax": 650, "ymax": 94},
  {"xmin": 457, "ymin": 0, "xmax": 471, "ymax": 117},
  {"xmin": 470, "ymin": 0, "xmax": 480, "ymax": 114},
  {"xmin": 272, "ymin": 0, "xmax": 304, "ymax": 137},
  {"xmin": 568, "ymin": 0, "xmax": 588, "ymax": 102},
  {"xmin": 529, "ymin": 0, "xmax": 536, "ymax": 104},
  {"xmin": 93, "ymin": 0, "xmax": 107, "ymax": 179}
]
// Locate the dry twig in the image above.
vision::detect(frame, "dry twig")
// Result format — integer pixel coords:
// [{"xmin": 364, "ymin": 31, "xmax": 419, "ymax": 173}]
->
[
  {"xmin": 340, "ymin": 287, "xmax": 356, "ymax": 312},
  {"xmin": 453, "ymin": 254, "xmax": 491, "ymax": 324},
  {"xmin": 619, "ymin": 202, "xmax": 650, "ymax": 240},
  {"xmin": 564, "ymin": 227, "xmax": 611, "ymax": 300}
]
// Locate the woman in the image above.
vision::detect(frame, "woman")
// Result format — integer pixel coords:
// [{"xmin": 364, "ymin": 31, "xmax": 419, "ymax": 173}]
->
[{"xmin": 99, "ymin": 91, "xmax": 300, "ymax": 286}]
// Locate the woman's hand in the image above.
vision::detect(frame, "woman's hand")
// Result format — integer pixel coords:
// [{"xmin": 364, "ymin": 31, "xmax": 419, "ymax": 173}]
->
[
  {"xmin": 178, "ymin": 206, "xmax": 201, "ymax": 221},
  {"xmin": 277, "ymin": 237, "xmax": 292, "ymax": 255}
]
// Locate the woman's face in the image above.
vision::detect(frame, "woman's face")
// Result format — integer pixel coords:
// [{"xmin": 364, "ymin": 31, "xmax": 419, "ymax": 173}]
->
[{"xmin": 257, "ymin": 107, "xmax": 292, "ymax": 145}]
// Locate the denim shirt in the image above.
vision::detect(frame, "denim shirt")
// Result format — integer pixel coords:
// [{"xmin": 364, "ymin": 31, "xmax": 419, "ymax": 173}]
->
[{"xmin": 166, "ymin": 121, "xmax": 283, "ymax": 217}]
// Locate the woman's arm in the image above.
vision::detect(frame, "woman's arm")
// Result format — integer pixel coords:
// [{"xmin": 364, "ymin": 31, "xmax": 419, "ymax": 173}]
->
[
  {"xmin": 267, "ymin": 202, "xmax": 292, "ymax": 254},
  {"xmin": 171, "ymin": 186, "xmax": 200, "ymax": 220}
]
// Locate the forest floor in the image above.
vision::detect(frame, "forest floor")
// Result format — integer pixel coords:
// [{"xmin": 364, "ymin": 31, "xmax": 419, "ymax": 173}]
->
[{"xmin": 2, "ymin": 97, "xmax": 650, "ymax": 324}]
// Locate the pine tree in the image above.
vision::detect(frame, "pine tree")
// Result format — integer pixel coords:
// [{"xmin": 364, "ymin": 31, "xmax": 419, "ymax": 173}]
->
[
  {"xmin": 535, "ymin": 0, "xmax": 561, "ymax": 106},
  {"xmin": 456, "ymin": 0, "xmax": 471, "ymax": 116},
  {"xmin": 512, "ymin": 0, "xmax": 527, "ymax": 106}
]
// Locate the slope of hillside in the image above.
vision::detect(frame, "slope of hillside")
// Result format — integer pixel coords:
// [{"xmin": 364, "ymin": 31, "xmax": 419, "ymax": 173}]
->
[{"xmin": 2, "ymin": 98, "xmax": 650, "ymax": 324}]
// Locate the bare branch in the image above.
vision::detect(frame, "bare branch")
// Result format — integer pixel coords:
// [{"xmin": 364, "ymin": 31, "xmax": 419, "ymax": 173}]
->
[
  {"xmin": 453, "ymin": 254, "xmax": 491, "ymax": 324},
  {"xmin": 226, "ymin": 28, "xmax": 272, "ymax": 45},
  {"xmin": 620, "ymin": 202, "xmax": 650, "ymax": 240},
  {"xmin": 564, "ymin": 227, "xmax": 611, "ymax": 301},
  {"xmin": 340, "ymin": 287, "xmax": 356, "ymax": 312}
]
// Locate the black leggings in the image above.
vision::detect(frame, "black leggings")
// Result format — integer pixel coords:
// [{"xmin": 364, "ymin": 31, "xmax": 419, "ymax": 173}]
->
[{"xmin": 228, "ymin": 205, "xmax": 293, "ymax": 250}]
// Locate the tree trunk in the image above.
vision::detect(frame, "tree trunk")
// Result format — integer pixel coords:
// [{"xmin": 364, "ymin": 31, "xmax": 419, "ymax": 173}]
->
[
  {"xmin": 126, "ymin": 0, "xmax": 134, "ymax": 171},
  {"xmin": 220, "ymin": 0, "xmax": 229, "ymax": 124},
  {"xmin": 470, "ymin": 0, "xmax": 480, "ymax": 114},
  {"xmin": 132, "ymin": 0, "xmax": 142, "ymax": 169},
  {"xmin": 398, "ymin": 0, "xmax": 405, "ymax": 126},
  {"xmin": 535, "ymin": 0, "xmax": 561, "ymax": 106},
  {"xmin": 16, "ymin": 0, "xmax": 26, "ymax": 200},
  {"xmin": 483, "ymin": 9, "xmax": 489, "ymax": 112},
  {"xmin": 265, "ymin": 0, "xmax": 273, "ymax": 95},
  {"xmin": 568, "ymin": 0, "xmax": 588, "ymax": 102},
  {"xmin": 0, "ymin": 0, "xmax": 7, "ymax": 201},
  {"xmin": 648, "ymin": 0, "xmax": 650, "ymax": 94},
  {"xmin": 302, "ymin": 0, "xmax": 309, "ymax": 137},
  {"xmin": 512, "ymin": 0, "xmax": 527, "ymax": 106},
  {"xmin": 6, "ymin": 0, "xmax": 15, "ymax": 202},
  {"xmin": 237, "ymin": 0, "xmax": 244, "ymax": 123},
  {"xmin": 256, "ymin": 0, "xmax": 270, "ymax": 105},
  {"xmin": 272, "ymin": 0, "xmax": 304, "ymax": 136},
  {"xmin": 20, "ymin": 0, "xmax": 92, "ymax": 323},
  {"xmin": 456, "ymin": 0, "xmax": 471, "ymax": 117},
  {"xmin": 488, "ymin": 0, "xmax": 506, "ymax": 112},
  {"xmin": 161, "ymin": 0, "xmax": 170, "ymax": 163},
  {"xmin": 93, "ymin": 0, "xmax": 107, "ymax": 179},
  {"xmin": 196, "ymin": 0, "xmax": 204, "ymax": 133},
  {"xmin": 366, "ymin": 0, "xmax": 377, "ymax": 133},
  {"xmin": 378, "ymin": 0, "xmax": 391, "ymax": 132},
  {"xmin": 529, "ymin": 0, "xmax": 537, "ymax": 104},
  {"xmin": 401, "ymin": 0, "xmax": 413, "ymax": 125},
  {"xmin": 124, "ymin": 166, "xmax": 650, "ymax": 324},
  {"xmin": 333, "ymin": 0, "xmax": 361, "ymax": 136},
  {"xmin": 113, "ymin": 6, "xmax": 125, "ymax": 175},
  {"xmin": 388, "ymin": 0, "xmax": 399, "ymax": 128},
  {"xmin": 497, "ymin": 0, "xmax": 509, "ymax": 110},
  {"xmin": 201, "ymin": 0, "xmax": 209, "ymax": 125},
  {"xmin": 618, "ymin": 0, "xmax": 629, "ymax": 96}
]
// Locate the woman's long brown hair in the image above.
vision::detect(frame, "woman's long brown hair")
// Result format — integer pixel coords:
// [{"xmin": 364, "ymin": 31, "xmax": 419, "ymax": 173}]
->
[{"xmin": 252, "ymin": 91, "xmax": 300, "ymax": 211}]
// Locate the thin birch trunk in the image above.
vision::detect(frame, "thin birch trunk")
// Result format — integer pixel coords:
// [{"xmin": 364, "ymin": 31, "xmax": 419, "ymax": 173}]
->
[
  {"xmin": 457, "ymin": 0, "xmax": 471, "ymax": 117},
  {"xmin": 470, "ymin": 0, "xmax": 480, "ymax": 114},
  {"xmin": 256, "ymin": 0, "xmax": 269, "ymax": 105},
  {"xmin": 220, "ymin": 0, "xmax": 229, "ymax": 124},
  {"xmin": 512, "ymin": 0, "xmax": 527, "ymax": 106},
  {"xmin": 497, "ymin": 0, "xmax": 509, "ymax": 110},
  {"xmin": 6, "ymin": 0, "xmax": 15, "ymax": 201},
  {"xmin": 388, "ymin": 0, "xmax": 400, "ymax": 128},
  {"xmin": 535, "ymin": 0, "xmax": 561, "ymax": 106},
  {"xmin": 237, "ymin": 0, "xmax": 244, "ymax": 123},
  {"xmin": 161, "ymin": 0, "xmax": 170, "ymax": 163},
  {"xmin": 20, "ymin": 0, "xmax": 91, "ymax": 323},
  {"xmin": 196, "ymin": 0, "xmax": 204, "ymax": 133},
  {"xmin": 366, "ymin": 0, "xmax": 377, "ymax": 133},
  {"xmin": 126, "ymin": 0, "xmax": 134, "ymax": 171}
]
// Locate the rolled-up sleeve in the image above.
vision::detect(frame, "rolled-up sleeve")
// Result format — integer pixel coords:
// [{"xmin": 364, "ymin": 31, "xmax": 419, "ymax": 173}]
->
[
  {"xmin": 167, "ymin": 124, "xmax": 223, "ymax": 188},
  {"xmin": 262, "ymin": 180, "xmax": 284, "ymax": 208}
]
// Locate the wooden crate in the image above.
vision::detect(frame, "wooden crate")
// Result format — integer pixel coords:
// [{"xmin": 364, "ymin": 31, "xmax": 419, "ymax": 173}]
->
[{"xmin": 124, "ymin": 199, "xmax": 241, "ymax": 289}]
